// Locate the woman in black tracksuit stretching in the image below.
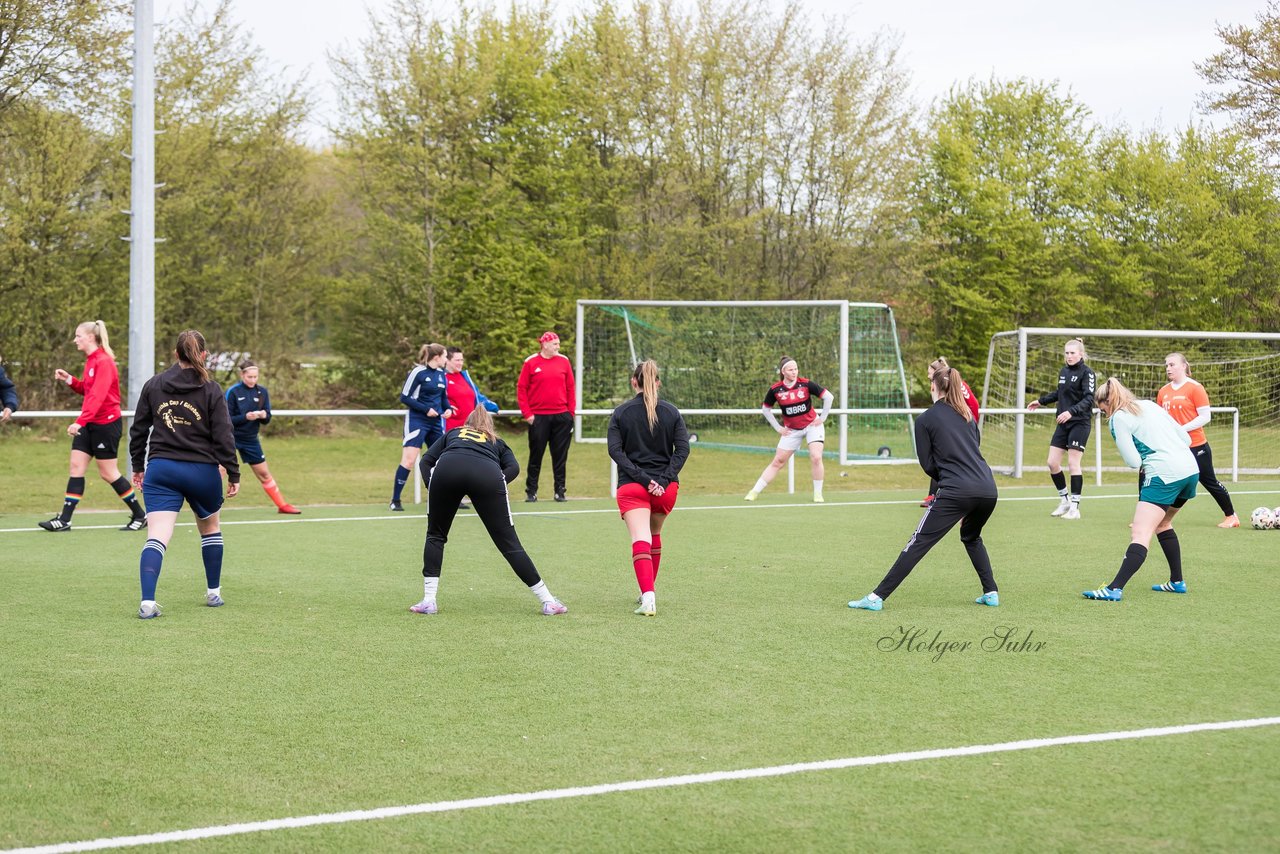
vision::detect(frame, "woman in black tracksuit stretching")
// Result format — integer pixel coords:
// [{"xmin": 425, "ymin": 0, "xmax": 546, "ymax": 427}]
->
[
  {"xmin": 408, "ymin": 406, "xmax": 567, "ymax": 616},
  {"xmin": 849, "ymin": 366, "xmax": 1001, "ymax": 611}
]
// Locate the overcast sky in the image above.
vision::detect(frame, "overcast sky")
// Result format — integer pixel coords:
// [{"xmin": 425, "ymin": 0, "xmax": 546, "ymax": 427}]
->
[{"xmin": 154, "ymin": 0, "xmax": 1264, "ymax": 146}]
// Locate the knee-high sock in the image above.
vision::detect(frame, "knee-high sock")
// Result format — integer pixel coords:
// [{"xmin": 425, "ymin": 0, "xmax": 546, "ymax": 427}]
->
[
  {"xmin": 261, "ymin": 477, "xmax": 289, "ymax": 509},
  {"xmin": 110, "ymin": 476, "xmax": 144, "ymax": 516},
  {"xmin": 1050, "ymin": 471, "xmax": 1066, "ymax": 495},
  {"xmin": 1156, "ymin": 529, "xmax": 1182, "ymax": 584},
  {"xmin": 60, "ymin": 476, "xmax": 85, "ymax": 522},
  {"xmin": 1108, "ymin": 543, "xmax": 1148, "ymax": 590},
  {"xmin": 632, "ymin": 540, "xmax": 654, "ymax": 594},
  {"xmin": 651, "ymin": 534, "xmax": 663, "ymax": 581},
  {"xmin": 201, "ymin": 532, "xmax": 224, "ymax": 589},
  {"xmin": 140, "ymin": 539, "xmax": 166, "ymax": 600},
  {"xmin": 392, "ymin": 466, "xmax": 411, "ymax": 503}
]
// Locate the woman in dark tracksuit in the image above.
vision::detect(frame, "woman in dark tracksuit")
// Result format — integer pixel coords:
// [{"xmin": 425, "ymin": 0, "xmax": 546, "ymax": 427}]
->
[
  {"xmin": 408, "ymin": 406, "xmax": 567, "ymax": 616},
  {"xmin": 849, "ymin": 366, "xmax": 1001, "ymax": 611}
]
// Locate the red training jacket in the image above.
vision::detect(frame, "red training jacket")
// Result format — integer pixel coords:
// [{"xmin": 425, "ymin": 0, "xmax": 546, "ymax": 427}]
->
[
  {"xmin": 517, "ymin": 353, "xmax": 575, "ymax": 418},
  {"xmin": 69, "ymin": 348, "xmax": 122, "ymax": 426}
]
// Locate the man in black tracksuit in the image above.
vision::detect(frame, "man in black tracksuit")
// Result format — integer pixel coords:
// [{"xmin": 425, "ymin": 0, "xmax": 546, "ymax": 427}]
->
[{"xmin": 850, "ymin": 372, "xmax": 1000, "ymax": 610}]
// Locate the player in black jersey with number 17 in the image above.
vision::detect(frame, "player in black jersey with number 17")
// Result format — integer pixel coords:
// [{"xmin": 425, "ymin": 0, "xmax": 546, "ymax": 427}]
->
[{"xmin": 408, "ymin": 407, "xmax": 567, "ymax": 616}]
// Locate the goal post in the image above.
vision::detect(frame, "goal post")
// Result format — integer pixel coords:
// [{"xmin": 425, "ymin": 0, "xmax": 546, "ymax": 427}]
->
[
  {"xmin": 982, "ymin": 327, "xmax": 1280, "ymax": 478},
  {"xmin": 575, "ymin": 300, "xmax": 915, "ymax": 466}
]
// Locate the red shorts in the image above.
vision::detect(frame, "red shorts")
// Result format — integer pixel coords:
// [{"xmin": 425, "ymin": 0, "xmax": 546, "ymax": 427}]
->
[{"xmin": 616, "ymin": 481, "xmax": 679, "ymax": 517}]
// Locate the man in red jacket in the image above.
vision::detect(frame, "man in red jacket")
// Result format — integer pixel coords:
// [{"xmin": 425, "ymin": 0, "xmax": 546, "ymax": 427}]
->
[{"xmin": 516, "ymin": 331, "xmax": 576, "ymax": 502}]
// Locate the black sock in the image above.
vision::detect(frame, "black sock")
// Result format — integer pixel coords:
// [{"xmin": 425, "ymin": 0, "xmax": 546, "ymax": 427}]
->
[
  {"xmin": 60, "ymin": 477, "xmax": 86, "ymax": 522},
  {"xmin": 1069, "ymin": 475, "xmax": 1083, "ymax": 503},
  {"xmin": 1157, "ymin": 530, "xmax": 1182, "ymax": 584},
  {"xmin": 1051, "ymin": 471, "xmax": 1066, "ymax": 493},
  {"xmin": 111, "ymin": 476, "xmax": 144, "ymax": 516},
  {"xmin": 1109, "ymin": 543, "xmax": 1148, "ymax": 590}
]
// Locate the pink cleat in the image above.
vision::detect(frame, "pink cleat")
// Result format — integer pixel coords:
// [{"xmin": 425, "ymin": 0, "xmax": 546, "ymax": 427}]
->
[
  {"xmin": 541, "ymin": 599, "xmax": 568, "ymax": 616},
  {"xmin": 409, "ymin": 599, "xmax": 438, "ymax": 615}
]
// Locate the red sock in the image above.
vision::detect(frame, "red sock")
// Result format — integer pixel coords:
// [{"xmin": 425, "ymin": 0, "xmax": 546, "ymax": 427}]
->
[
  {"xmin": 632, "ymin": 540, "xmax": 654, "ymax": 594},
  {"xmin": 262, "ymin": 478, "xmax": 288, "ymax": 510},
  {"xmin": 651, "ymin": 534, "xmax": 662, "ymax": 581}
]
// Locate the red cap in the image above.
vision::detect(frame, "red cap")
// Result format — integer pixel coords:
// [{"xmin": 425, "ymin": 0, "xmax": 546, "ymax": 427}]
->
[{"xmin": 539, "ymin": 331, "xmax": 560, "ymax": 344}]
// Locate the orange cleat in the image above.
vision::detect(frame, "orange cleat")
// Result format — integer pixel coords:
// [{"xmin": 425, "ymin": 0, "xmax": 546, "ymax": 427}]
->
[
  {"xmin": 278, "ymin": 504, "xmax": 302, "ymax": 515},
  {"xmin": 1217, "ymin": 514, "xmax": 1240, "ymax": 529}
]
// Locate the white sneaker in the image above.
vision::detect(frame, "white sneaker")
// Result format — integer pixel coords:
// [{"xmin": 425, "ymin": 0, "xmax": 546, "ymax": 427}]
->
[
  {"xmin": 1050, "ymin": 498, "xmax": 1071, "ymax": 517},
  {"xmin": 1062, "ymin": 505, "xmax": 1081, "ymax": 520},
  {"xmin": 634, "ymin": 593, "xmax": 656, "ymax": 616}
]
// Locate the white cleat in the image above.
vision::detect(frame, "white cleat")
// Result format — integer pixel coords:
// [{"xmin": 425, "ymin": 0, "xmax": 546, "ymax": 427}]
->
[
  {"xmin": 1061, "ymin": 505, "xmax": 1081, "ymax": 520},
  {"xmin": 743, "ymin": 490, "xmax": 759, "ymax": 501},
  {"xmin": 1050, "ymin": 498, "xmax": 1071, "ymax": 517},
  {"xmin": 813, "ymin": 494, "xmax": 824, "ymax": 503}
]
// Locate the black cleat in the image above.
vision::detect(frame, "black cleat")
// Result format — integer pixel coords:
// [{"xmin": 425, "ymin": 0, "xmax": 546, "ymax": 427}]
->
[
  {"xmin": 389, "ymin": 500, "xmax": 405, "ymax": 512},
  {"xmin": 39, "ymin": 518, "xmax": 71, "ymax": 532},
  {"xmin": 120, "ymin": 516, "xmax": 147, "ymax": 531},
  {"xmin": 554, "ymin": 493, "xmax": 567, "ymax": 503},
  {"xmin": 525, "ymin": 493, "xmax": 538, "ymax": 503}
]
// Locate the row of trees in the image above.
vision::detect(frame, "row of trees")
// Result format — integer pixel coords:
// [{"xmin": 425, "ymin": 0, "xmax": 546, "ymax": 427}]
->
[{"xmin": 3, "ymin": 0, "xmax": 1279, "ymax": 409}]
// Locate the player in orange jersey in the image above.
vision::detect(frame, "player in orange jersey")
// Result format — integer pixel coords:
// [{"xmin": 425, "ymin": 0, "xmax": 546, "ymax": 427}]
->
[{"xmin": 1156, "ymin": 353, "xmax": 1239, "ymax": 528}]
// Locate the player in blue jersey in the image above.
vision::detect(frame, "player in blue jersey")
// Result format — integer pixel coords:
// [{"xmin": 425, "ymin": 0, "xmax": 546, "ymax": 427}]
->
[
  {"xmin": 225, "ymin": 359, "xmax": 299, "ymax": 514},
  {"xmin": 390, "ymin": 343, "xmax": 453, "ymax": 511},
  {"xmin": 1081, "ymin": 377, "xmax": 1200, "ymax": 601}
]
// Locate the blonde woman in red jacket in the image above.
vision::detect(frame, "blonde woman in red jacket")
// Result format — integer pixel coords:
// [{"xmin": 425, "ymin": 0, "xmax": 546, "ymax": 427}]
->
[{"xmin": 39, "ymin": 321, "xmax": 146, "ymax": 532}]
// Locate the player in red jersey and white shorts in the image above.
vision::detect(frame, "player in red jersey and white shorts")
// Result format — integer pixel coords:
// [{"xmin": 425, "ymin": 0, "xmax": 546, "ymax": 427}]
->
[
  {"xmin": 607, "ymin": 360, "xmax": 690, "ymax": 617},
  {"xmin": 744, "ymin": 355, "xmax": 834, "ymax": 503}
]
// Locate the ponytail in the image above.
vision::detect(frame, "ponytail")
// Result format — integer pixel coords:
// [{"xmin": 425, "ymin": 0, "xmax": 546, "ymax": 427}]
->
[
  {"xmin": 464, "ymin": 404, "xmax": 497, "ymax": 443},
  {"xmin": 932, "ymin": 367, "xmax": 972, "ymax": 422},
  {"xmin": 633, "ymin": 359, "xmax": 661, "ymax": 430},
  {"xmin": 175, "ymin": 330, "xmax": 210, "ymax": 383},
  {"xmin": 1095, "ymin": 376, "xmax": 1140, "ymax": 418},
  {"xmin": 1065, "ymin": 337, "xmax": 1086, "ymax": 361},
  {"xmin": 76, "ymin": 320, "xmax": 115, "ymax": 360},
  {"xmin": 418, "ymin": 343, "xmax": 445, "ymax": 365}
]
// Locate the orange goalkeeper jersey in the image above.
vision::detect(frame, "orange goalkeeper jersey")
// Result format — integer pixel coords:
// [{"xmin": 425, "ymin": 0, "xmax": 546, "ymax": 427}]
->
[{"xmin": 1157, "ymin": 379, "xmax": 1210, "ymax": 447}]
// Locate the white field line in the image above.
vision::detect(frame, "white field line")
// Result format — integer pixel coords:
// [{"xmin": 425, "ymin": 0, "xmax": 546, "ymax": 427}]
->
[
  {"xmin": 7, "ymin": 717, "xmax": 1279, "ymax": 854},
  {"xmin": 3, "ymin": 488, "xmax": 1280, "ymax": 535}
]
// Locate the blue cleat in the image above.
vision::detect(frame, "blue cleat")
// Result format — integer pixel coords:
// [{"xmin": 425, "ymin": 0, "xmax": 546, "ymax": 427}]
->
[
  {"xmin": 206, "ymin": 593, "xmax": 224, "ymax": 607},
  {"xmin": 975, "ymin": 591, "xmax": 1000, "ymax": 607},
  {"xmin": 848, "ymin": 594, "xmax": 883, "ymax": 611},
  {"xmin": 1082, "ymin": 586, "xmax": 1123, "ymax": 601},
  {"xmin": 1152, "ymin": 581, "xmax": 1187, "ymax": 594}
]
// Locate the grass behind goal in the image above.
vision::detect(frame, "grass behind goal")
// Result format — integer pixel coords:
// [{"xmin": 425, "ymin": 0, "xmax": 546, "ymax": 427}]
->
[{"xmin": 2, "ymin": 484, "xmax": 1278, "ymax": 851}]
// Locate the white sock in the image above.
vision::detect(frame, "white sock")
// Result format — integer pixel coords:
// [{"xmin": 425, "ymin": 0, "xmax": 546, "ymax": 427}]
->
[
  {"xmin": 868, "ymin": 592, "xmax": 882, "ymax": 603},
  {"xmin": 752, "ymin": 478, "xmax": 768, "ymax": 494},
  {"xmin": 141, "ymin": 599, "xmax": 156, "ymax": 608},
  {"xmin": 813, "ymin": 479, "xmax": 823, "ymax": 496},
  {"xmin": 423, "ymin": 577, "xmax": 439, "ymax": 601},
  {"xmin": 206, "ymin": 587, "xmax": 220, "ymax": 597},
  {"xmin": 1058, "ymin": 488, "xmax": 1069, "ymax": 498},
  {"xmin": 529, "ymin": 580, "xmax": 555, "ymax": 605},
  {"xmin": 1070, "ymin": 494, "xmax": 1080, "ymax": 506}
]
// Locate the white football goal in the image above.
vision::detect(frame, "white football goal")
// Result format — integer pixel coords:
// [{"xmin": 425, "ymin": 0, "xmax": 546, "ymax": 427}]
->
[
  {"xmin": 982, "ymin": 327, "xmax": 1280, "ymax": 477},
  {"xmin": 575, "ymin": 300, "xmax": 916, "ymax": 465}
]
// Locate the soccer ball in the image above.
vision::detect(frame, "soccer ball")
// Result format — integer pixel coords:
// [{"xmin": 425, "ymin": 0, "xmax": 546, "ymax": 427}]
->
[{"xmin": 1250, "ymin": 507, "xmax": 1275, "ymax": 530}]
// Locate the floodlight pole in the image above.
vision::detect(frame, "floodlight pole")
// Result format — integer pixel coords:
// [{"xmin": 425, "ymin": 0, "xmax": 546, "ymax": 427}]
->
[{"xmin": 127, "ymin": 0, "xmax": 156, "ymax": 415}]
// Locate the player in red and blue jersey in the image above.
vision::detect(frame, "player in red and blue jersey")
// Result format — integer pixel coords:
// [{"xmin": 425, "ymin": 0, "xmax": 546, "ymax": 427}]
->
[
  {"xmin": 389, "ymin": 343, "xmax": 453, "ymax": 511},
  {"xmin": 744, "ymin": 356, "xmax": 833, "ymax": 503}
]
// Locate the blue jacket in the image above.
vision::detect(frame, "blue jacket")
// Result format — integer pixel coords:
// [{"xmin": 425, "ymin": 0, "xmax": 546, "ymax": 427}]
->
[
  {"xmin": 400, "ymin": 364, "xmax": 451, "ymax": 425},
  {"xmin": 0, "ymin": 364, "xmax": 17, "ymax": 412},
  {"xmin": 225, "ymin": 381, "xmax": 271, "ymax": 442}
]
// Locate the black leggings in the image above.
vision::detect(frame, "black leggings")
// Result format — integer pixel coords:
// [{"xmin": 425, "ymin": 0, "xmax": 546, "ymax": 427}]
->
[
  {"xmin": 421, "ymin": 454, "xmax": 541, "ymax": 586},
  {"xmin": 873, "ymin": 492, "xmax": 999, "ymax": 601},
  {"xmin": 526, "ymin": 411, "xmax": 572, "ymax": 497},
  {"xmin": 1136, "ymin": 442, "xmax": 1234, "ymax": 516}
]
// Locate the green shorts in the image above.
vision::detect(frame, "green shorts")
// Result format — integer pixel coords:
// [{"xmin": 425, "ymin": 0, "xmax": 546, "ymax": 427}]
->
[{"xmin": 1139, "ymin": 474, "xmax": 1198, "ymax": 509}]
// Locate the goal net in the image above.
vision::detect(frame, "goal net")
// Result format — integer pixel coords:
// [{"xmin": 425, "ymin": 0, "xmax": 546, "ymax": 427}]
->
[
  {"xmin": 576, "ymin": 300, "xmax": 915, "ymax": 464},
  {"xmin": 982, "ymin": 328, "xmax": 1280, "ymax": 476}
]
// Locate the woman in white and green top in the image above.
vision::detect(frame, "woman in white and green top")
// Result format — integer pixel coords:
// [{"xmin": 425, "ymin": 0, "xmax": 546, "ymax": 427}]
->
[{"xmin": 1083, "ymin": 377, "xmax": 1200, "ymax": 601}]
